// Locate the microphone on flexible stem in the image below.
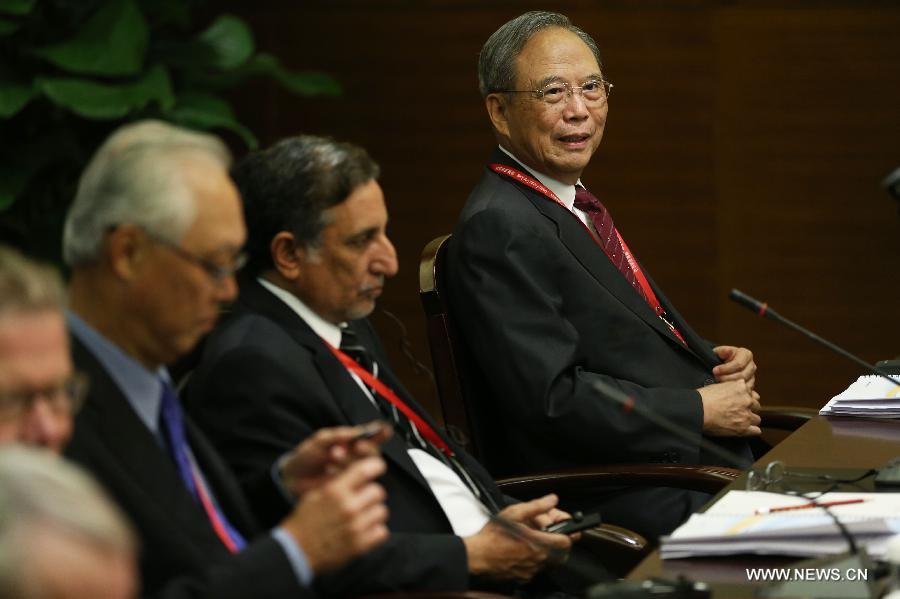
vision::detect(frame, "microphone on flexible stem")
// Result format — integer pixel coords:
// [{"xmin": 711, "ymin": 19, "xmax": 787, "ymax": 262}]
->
[
  {"xmin": 729, "ymin": 289, "xmax": 900, "ymax": 387},
  {"xmin": 589, "ymin": 379, "xmax": 878, "ymax": 598},
  {"xmin": 591, "ymin": 379, "xmax": 748, "ymax": 468},
  {"xmin": 728, "ymin": 289, "xmax": 881, "ymax": 596}
]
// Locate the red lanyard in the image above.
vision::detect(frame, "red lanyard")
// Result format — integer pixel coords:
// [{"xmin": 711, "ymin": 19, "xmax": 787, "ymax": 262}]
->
[
  {"xmin": 326, "ymin": 343, "xmax": 455, "ymax": 457},
  {"xmin": 489, "ymin": 163, "xmax": 687, "ymax": 346},
  {"xmin": 192, "ymin": 471, "xmax": 240, "ymax": 553}
]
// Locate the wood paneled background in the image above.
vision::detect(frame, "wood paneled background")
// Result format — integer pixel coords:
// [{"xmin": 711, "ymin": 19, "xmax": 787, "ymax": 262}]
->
[{"xmin": 223, "ymin": 0, "xmax": 900, "ymax": 421}]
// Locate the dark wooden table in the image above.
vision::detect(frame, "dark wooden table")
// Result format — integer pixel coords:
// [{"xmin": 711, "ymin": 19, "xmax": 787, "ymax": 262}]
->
[{"xmin": 626, "ymin": 415, "xmax": 900, "ymax": 590}]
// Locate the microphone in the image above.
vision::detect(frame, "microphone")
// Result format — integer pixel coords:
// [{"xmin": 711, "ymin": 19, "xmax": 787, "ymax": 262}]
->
[
  {"xmin": 590, "ymin": 379, "xmax": 878, "ymax": 598},
  {"xmin": 729, "ymin": 289, "xmax": 900, "ymax": 387},
  {"xmin": 591, "ymin": 379, "xmax": 748, "ymax": 468},
  {"xmin": 883, "ymin": 166, "xmax": 900, "ymax": 201}
]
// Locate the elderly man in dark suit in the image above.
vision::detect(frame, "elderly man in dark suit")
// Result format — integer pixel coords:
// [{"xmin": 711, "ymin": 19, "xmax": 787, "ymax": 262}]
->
[
  {"xmin": 186, "ymin": 135, "xmax": 588, "ymax": 596},
  {"xmin": 445, "ymin": 11, "xmax": 762, "ymax": 539},
  {"xmin": 62, "ymin": 120, "xmax": 390, "ymax": 598}
]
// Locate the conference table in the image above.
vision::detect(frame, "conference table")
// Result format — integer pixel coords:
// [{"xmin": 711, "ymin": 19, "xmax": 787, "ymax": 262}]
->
[{"xmin": 625, "ymin": 415, "xmax": 900, "ymax": 593}]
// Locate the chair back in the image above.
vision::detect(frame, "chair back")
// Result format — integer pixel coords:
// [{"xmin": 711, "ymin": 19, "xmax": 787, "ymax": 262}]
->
[{"xmin": 418, "ymin": 234, "xmax": 498, "ymax": 463}]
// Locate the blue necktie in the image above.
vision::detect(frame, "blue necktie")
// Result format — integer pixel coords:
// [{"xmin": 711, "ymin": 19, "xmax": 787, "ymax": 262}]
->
[{"xmin": 158, "ymin": 381, "xmax": 246, "ymax": 552}]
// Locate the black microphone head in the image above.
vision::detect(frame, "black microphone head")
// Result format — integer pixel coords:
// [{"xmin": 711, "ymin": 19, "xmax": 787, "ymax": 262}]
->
[
  {"xmin": 882, "ymin": 166, "xmax": 900, "ymax": 201},
  {"xmin": 729, "ymin": 288, "xmax": 769, "ymax": 317}
]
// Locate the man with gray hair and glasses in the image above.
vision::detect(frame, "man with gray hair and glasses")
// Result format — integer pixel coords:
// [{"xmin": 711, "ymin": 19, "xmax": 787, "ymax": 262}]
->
[
  {"xmin": 63, "ymin": 120, "xmax": 391, "ymax": 598},
  {"xmin": 0, "ymin": 246, "xmax": 81, "ymax": 453},
  {"xmin": 446, "ymin": 11, "xmax": 761, "ymax": 539},
  {"xmin": 0, "ymin": 445, "xmax": 138, "ymax": 599}
]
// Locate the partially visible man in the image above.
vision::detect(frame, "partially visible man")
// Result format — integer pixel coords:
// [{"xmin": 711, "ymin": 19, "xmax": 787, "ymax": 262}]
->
[
  {"xmin": 0, "ymin": 445, "xmax": 138, "ymax": 599},
  {"xmin": 62, "ymin": 120, "xmax": 390, "ymax": 598},
  {"xmin": 446, "ymin": 11, "xmax": 760, "ymax": 539},
  {"xmin": 0, "ymin": 247, "xmax": 77, "ymax": 452},
  {"xmin": 187, "ymin": 135, "xmax": 587, "ymax": 596}
]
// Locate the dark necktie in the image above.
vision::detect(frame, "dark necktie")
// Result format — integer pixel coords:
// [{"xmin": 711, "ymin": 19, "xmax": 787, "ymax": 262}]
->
[
  {"xmin": 340, "ymin": 329, "xmax": 428, "ymax": 448},
  {"xmin": 574, "ymin": 185, "xmax": 649, "ymax": 304},
  {"xmin": 158, "ymin": 381, "xmax": 246, "ymax": 553},
  {"xmin": 338, "ymin": 329, "xmax": 499, "ymax": 513}
]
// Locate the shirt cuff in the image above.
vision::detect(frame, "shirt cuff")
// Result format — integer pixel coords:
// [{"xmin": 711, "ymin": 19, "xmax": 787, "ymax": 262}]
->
[
  {"xmin": 272, "ymin": 527, "xmax": 314, "ymax": 586},
  {"xmin": 271, "ymin": 454, "xmax": 298, "ymax": 504}
]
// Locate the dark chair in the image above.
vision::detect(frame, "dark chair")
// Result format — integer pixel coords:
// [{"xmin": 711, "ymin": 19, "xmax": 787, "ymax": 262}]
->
[
  {"xmin": 418, "ymin": 234, "xmax": 746, "ymax": 575},
  {"xmin": 751, "ymin": 406, "xmax": 816, "ymax": 459}
]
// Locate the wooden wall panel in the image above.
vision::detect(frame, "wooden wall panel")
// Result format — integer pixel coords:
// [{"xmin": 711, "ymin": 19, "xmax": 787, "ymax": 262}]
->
[
  {"xmin": 223, "ymin": 1, "xmax": 900, "ymax": 421},
  {"xmin": 714, "ymin": 6, "xmax": 900, "ymax": 405}
]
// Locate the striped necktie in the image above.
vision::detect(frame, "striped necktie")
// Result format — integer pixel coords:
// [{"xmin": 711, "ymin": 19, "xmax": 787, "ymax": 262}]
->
[{"xmin": 574, "ymin": 185, "xmax": 649, "ymax": 304}]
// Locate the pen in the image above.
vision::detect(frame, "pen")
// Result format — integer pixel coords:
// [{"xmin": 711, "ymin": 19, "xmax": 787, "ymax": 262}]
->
[{"xmin": 754, "ymin": 498, "xmax": 866, "ymax": 515}]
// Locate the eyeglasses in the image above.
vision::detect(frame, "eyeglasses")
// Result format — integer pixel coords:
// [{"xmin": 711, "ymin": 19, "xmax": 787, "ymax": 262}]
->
[
  {"xmin": 144, "ymin": 231, "xmax": 247, "ymax": 284},
  {"xmin": 746, "ymin": 460, "xmax": 876, "ymax": 491},
  {"xmin": 500, "ymin": 78, "xmax": 613, "ymax": 107},
  {"xmin": 746, "ymin": 460, "xmax": 787, "ymax": 491},
  {"xmin": 0, "ymin": 372, "xmax": 89, "ymax": 420}
]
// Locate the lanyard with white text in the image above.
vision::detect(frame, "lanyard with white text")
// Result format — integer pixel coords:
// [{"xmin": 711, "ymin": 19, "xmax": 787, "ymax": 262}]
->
[
  {"xmin": 489, "ymin": 163, "xmax": 687, "ymax": 346},
  {"xmin": 326, "ymin": 343, "xmax": 455, "ymax": 457}
]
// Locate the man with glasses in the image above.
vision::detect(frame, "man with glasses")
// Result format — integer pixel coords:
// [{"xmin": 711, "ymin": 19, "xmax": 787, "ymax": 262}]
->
[
  {"xmin": 446, "ymin": 11, "xmax": 761, "ymax": 539},
  {"xmin": 0, "ymin": 247, "xmax": 138, "ymax": 597},
  {"xmin": 0, "ymin": 246, "xmax": 79, "ymax": 453},
  {"xmin": 62, "ymin": 120, "xmax": 391, "ymax": 598}
]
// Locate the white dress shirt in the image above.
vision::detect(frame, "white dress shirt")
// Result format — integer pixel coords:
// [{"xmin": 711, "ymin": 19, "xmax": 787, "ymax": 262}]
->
[
  {"xmin": 258, "ymin": 279, "xmax": 491, "ymax": 536},
  {"xmin": 498, "ymin": 145, "xmax": 594, "ymax": 230}
]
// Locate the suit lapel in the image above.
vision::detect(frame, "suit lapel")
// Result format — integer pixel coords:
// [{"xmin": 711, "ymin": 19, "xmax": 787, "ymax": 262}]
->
[
  {"xmin": 70, "ymin": 337, "xmax": 233, "ymax": 557},
  {"xmin": 234, "ymin": 279, "xmax": 438, "ymax": 493},
  {"xmin": 185, "ymin": 420, "xmax": 259, "ymax": 535},
  {"xmin": 490, "ymin": 149, "xmax": 710, "ymax": 364}
]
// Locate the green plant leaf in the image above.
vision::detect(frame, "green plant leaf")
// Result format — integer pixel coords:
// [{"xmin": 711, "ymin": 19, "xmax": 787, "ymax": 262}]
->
[
  {"xmin": 0, "ymin": 80, "xmax": 35, "ymax": 117},
  {"xmin": 256, "ymin": 53, "xmax": 340, "ymax": 95},
  {"xmin": 36, "ymin": 64, "xmax": 174, "ymax": 119},
  {"xmin": 167, "ymin": 92, "xmax": 257, "ymax": 148},
  {"xmin": 0, "ymin": 0, "xmax": 35, "ymax": 16},
  {"xmin": 0, "ymin": 17, "xmax": 19, "ymax": 35},
  {"xmin": 197, "ymin": 53, "xmax": 341, "ymax": 96},
  {"xmin": 31, "ymin": 0, "xmax": 149, "ymax": 76},
  {"xmin": 273, "ymin": 69, "xmax": 342, "ymax": 97},
  {"xmin": 197, "ymin": 14, "xmax": 254, "ymax": 71}
]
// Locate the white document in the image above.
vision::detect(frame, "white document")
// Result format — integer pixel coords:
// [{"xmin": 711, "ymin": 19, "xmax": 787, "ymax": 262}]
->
[
  {"xmin": 819, "ymin": 375, "xmax": 900, "ymax": 418},
  {"xmin": 661, "ymin": 490, "xmax": 900, "ymax": 559}
]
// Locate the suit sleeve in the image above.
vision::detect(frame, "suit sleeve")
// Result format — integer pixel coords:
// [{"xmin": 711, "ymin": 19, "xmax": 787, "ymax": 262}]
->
[
  {"xmin": 65, "ymin": 430, "xmax": 313, "ymax": 599},
  {"xmin": 448, "ymin": 207, "xmax": 706, "ymax": 467},
  {"xmin": 145, "ymin": 537, "xmax": 313, "ymax": 599},
  {"xmin": 187, "ymin": 341, "xmax": 471, "ymax": 593}
]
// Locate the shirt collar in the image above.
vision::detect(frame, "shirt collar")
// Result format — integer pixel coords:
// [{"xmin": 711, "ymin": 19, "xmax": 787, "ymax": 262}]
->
[
  {"xmin": 67, "ymin": 311, "xmax": 167, "ymax": 435},
  {"xmin": 257, "ymin": 278, "xmax": 344, "ymax": 348},
  {"xmin": 498, "ymin": 145, "xmax": 583, "ymax": 211}
]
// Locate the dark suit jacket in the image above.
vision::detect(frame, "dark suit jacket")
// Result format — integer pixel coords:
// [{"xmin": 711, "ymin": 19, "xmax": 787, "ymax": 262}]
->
[
  {"xmin": 66, "ymin": 336, "xmax": 311, "ymax": 599},
  {"xmin": 185, "ymin": 278, "xmax": 509, "ymax": 595},
  {"xmin": 445, "ymin": 149, "xmax": 752, "ymax": 535}
]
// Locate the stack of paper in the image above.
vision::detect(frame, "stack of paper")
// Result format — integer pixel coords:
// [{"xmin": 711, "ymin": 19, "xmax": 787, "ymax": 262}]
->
[
  {"xmin": 819, "ymin": 375, "xmax": 900, "ymax": 418},
  {"xmin": 661, "ymin": 491, "xmax": 900, "ymax": 559}
]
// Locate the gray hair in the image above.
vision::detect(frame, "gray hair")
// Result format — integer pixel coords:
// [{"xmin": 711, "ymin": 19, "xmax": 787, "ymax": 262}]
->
[
  {"xmin": 231, "ymin": 135, "xmax": 380, "ymax": 276},
  {"xmin": 62, "ymin": 120, "xmax": 232, "ymax": 267},
  {"xmin": 0, "ymin": 246, "xmax": 65, "ymax": 319},
  {"xmin": 478, "ymin": 11, "xmax": 603, "ymax": 97},
  {"xmin": 0, "ymin": 446, "xmax": 136, "ymax": 596}
]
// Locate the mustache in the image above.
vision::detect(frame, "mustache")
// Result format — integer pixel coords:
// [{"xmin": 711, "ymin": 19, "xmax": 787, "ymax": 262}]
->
[{"xmin": 359, "ymin": 278, "xmax": 385, "ymax": 293}]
